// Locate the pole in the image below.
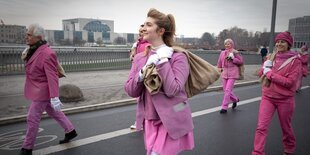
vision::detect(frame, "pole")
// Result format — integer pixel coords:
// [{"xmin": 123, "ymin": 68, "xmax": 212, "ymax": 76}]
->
[{"xmin": 269, "ymin": 0, "xmax": 277, "ymax": 53}]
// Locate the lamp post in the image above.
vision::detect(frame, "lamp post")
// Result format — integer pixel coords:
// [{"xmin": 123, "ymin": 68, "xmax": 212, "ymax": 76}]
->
[{"xmin": 269, "ymin": 0, "xmax": 277, "ymax": 53}]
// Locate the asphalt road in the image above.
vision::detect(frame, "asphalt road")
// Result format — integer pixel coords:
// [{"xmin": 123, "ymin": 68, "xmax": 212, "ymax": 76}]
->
[{"xmin": 0, "ymin": 77, "xmax": 309, "ymax": 155}]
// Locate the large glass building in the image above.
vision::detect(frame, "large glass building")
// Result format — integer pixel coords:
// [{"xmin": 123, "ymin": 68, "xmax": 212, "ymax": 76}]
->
[
  {"xmin": 288, "ymin": 16, "xmax": 310, "ymax": 48},
  {"xmin": 44, "ymin": 18, "xmax": 138, "ymax": 46}
]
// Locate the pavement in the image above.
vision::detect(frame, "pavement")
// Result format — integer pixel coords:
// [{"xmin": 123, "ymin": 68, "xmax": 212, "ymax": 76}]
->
[{"xmin": 0, "ymin": 65, "xmax": 261, "ymax": 125}]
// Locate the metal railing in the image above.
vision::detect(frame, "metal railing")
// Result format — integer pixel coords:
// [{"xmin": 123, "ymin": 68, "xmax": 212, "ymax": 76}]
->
[{"xmin": 0, "ymin": 46, "xmax": 263, "ymax": 76}]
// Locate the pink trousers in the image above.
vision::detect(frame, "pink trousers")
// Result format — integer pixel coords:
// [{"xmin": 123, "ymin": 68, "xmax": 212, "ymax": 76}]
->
[
  {"xmin": 144, "ymin": 120, "xmax": 194, "ymax": 155},
  {"xmin": 22, "ymin": 100, "xmax": 74, "ymax": 149},
  {"xmin": 252, "ymin": 96, "xmax": 296, "ymax": 155},
  {"xmin": 221, "ymin": 78, "xmax": 239, "ymax": 110}
]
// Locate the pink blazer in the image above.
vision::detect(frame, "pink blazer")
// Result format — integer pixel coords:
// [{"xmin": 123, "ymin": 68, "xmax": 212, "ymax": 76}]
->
[
  {"xmin": 217, "ymin": 50, "xmax": 244, "ymax": 79},
  {"xmin": 124, "ymin": 51, "xmax": 194, "ymax": 139},
  {"xmin": 24, "ymin": 44, "xmax": 59, "ymax": 101},
  {"xmin": 258, "ymin": 54, "xmax": 302, "ymax": 99}
]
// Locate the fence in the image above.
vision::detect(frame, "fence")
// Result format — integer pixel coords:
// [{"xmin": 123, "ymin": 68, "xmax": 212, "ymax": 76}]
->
[{"xmin": 0, "ymin": 46, "xmax": 262, "ymax": 76}]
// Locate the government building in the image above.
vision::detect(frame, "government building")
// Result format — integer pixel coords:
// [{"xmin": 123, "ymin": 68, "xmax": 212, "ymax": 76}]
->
[
  {"xmin": 45, "ymin": 18, "xmax": 137, "ymax": 46},
  {"xmin": 289, "ymin": 16, "xmax": 310, "ymax": 48}
]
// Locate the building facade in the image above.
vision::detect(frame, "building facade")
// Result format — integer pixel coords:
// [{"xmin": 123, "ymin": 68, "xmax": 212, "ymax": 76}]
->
[
  {"xmin": 44, "ymin": 18, "xmax": 138, "ymax": 46},
  {"xmin": 289, "ymin": 16, "xmax": 310, "ymax": 48},
  {"xmin": 0, "ymin": 25, "xmax": 26, "ymax": 45}
]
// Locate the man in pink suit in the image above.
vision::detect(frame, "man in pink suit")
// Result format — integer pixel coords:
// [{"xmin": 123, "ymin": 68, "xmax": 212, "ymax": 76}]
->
[
  {"xmin": 252, "ymin": 32, "xmax": 302, "ymax": 155},
  {"xmin": 20, "ymin": 24, "xmax": 77, "ymax": 155},
  {"xmin": 217, "ymin": 38, "xmax": 243, "ymax": 114}
]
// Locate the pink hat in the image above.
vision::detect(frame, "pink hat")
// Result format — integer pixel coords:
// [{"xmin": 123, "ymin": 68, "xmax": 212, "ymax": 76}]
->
[{"xmin": 275, "ymin": 31, "xmax": 293, "ymax": 47}]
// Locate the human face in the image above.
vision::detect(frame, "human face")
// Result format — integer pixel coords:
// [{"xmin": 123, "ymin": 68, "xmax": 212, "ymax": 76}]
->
[
  {"xmin": 25, "ymin": 28, "xmax": 40, "ymax": 46},
  {"xmin": 224, "ymin": 41, "xmax": 233, "ymax": 50},
  {"xmin": 138, "ymin": 25, "xmax": 144, "ymax": 38},
  {"xmin": 275, "ymin": 40, "xmax": 289, "ymax": 52},
  {"xmin": 142, "ymin": 17, "xmax": 163, "ymax": 44}
]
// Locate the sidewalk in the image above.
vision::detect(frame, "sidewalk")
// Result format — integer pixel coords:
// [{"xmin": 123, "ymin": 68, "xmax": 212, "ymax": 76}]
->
[{"xmin": 0, "ymin": 65, "xmax": 261, "ymax": 124}]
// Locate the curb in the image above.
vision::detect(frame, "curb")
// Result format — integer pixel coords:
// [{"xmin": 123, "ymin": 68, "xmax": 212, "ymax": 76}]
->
[{"xmin": 0, "ymin": 80, "xmax": 260, "ymax": 125}]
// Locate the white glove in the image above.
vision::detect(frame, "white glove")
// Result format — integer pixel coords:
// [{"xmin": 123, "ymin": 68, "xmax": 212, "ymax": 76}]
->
[
  {"xmin": 131, "ymin": 42, "xmax": 137, "ymax": 49},
  {"xmin": 263, "ymin": 60, "xmax": 273, "ymax": 68},
  {"xmin": 145, "ymin": 54, "xmax": 160, "ymax": 66},
  {"xmin": 228, "ymin": 52, "xmax": 235, "ymax": 59},
  {"xmin": 156, "ymin": 46, "xmax": 173, "ymax": 59},
  {"xmin": 50, "ymin": 97, "xmax": 63, "ymax": 111},
  {"xmin": 263, "ymin": 67, "xmax": 271, "ymax": 75},
  {"xmin": 141, "ymin": 54, "xmax": 160, "ymax": 74}
]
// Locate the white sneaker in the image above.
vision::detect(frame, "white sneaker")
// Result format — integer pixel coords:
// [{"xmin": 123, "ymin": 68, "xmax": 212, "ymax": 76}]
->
[{"xmin": 130, "ymin": 122, "xmax": 136, "ymax": 130}]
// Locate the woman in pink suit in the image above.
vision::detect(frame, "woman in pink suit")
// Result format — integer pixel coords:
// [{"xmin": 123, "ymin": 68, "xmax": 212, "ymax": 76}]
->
[
  {"xmin": 296, "ymin": 45, "xmax": 309, "ymax": 92},
  {"xmin": 20, "ymin": 24, "xmax": 77, "ymax": 155},
  {"xmin": 217, "ymin": 38, "xmax": 243, "ymax": 114},
  {"xmin": 130, "ymin": 24, "xmax": 150, "ymax": 62},
  {"xmin": 124, "ymin": 8, "xmax": 194, "ymax": 155},
  {"xmin": 129, "ymin": 24, "xmax": 150, "ymax": 130},
  {"xmin": 252, "ymin": 32, "xmax": 302, "ymax": 155}
]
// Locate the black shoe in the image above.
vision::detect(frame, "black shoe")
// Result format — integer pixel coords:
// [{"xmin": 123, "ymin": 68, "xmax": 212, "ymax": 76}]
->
[
  {"xmin": 59, "ymin": 129, "xmax": 78, "ymax": 144},
  {"xmin": 232, "ymin": 102, "xmax": 237, "ymax": 109},
  {"xmin": 20, "ymin": 148, "xmax": 32, "ymax": 155},
  {"xmin": 220, "ymin": 109, "xmax": 227, "ymax": 114},
  {"xmin": 232, "ymin": 99, "xmax": 239, "ymax": 109}
]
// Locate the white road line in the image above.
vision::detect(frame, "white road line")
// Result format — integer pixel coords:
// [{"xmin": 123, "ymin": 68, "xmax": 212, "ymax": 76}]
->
[
  {"xmin": 33, "ymin": 85, "xmax": 309, "ymax": 155},
  {"xmin": 191, "ymin": 97, "xmax": 261, "ymax": 117}
]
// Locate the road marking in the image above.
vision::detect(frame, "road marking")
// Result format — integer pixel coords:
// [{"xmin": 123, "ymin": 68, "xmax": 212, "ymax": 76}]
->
[
  {"xmin": 33, "ymin": 85, "xmax": 310, "ymax": 154},
  {"xmin": 192, "ymin": 97, "xmax": 261, "ymax": 117}
]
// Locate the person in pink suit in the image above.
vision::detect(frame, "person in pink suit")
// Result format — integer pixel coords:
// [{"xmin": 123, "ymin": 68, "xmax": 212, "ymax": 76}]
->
[
  {"xmin": 124, "ymin": 8, "xmax": 194, "ymax": 155},
  {"xmin": 252, "ymin": 31, "xmax": 302, "ymax": 155},
  {"xmin": 129, "ymin": 24, "xmax": 150, "ymax": 130},
  {"xmin": 217, "ymin": 38, "xmax": 243, "ymax": 114},
  {"xmin": 129, "ymin": 24, "xmax": 150, "ymax": 62},
  {"xmin": 20, "ymin": 24, "xmax": 77, "ymax": 155},
  {"xmin": 296, "ymin": 45, "xmax": 309, "ymax": 92}
]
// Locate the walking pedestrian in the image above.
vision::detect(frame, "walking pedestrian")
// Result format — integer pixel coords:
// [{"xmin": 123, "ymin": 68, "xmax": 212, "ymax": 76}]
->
[
  {"xmin": 217, "ymin": 38, "xmax": 243, "ymax": 114},
  {"xmin": 260, "ymin": 45, "xmax": 268, "ymax": 63},
  {"xmin": 124, "ymin": 8, "xmax": 194, "ymax": 155},
  {"xmin": 20, "ymin": 24, "xmax": 77, "ymax": 155},
  {"xmin": 252, "ymin": 31, "xmax": 302, "ymax": 155},
  {"xmin": 296, "ymin": 45, "xmax": 308, "ymax": 92},
  {"xmin": 129, "ymin": 24, "xmax": 150, "ymax": 130}
]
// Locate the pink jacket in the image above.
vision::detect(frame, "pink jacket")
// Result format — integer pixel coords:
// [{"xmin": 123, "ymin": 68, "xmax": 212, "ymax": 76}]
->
[
  {"xmin": 24, "ymin": 44, "xmax": 59, "ymax": 101},
  {"xmin": 258, "ymin": 51, "xmax": 302, "ymax": 99},
  {"xmin": 124, "ymin": 51, "xmax": 194, "ymax": 139},
  {"xmin": 136, "ymin": 39, "xmax": 150, "ymax": 54},
  {"xmin": 217, "ymin": 49, "xmax": 243, "ymax": 79}
]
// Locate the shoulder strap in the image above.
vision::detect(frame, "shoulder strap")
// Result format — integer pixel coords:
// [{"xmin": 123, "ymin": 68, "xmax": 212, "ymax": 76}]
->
[{"xmin": 278, "ymin": 55, "xmax": 297, "ymax": 71}]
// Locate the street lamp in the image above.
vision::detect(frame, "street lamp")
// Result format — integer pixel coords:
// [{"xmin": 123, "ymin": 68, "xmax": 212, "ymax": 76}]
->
[{"xmin": 269, "ymin": 0, "xmax": 277, "ymax": 53}]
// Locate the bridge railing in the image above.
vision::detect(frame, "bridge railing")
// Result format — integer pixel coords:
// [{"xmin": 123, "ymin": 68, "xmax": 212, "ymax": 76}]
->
[{"xmin": 0, "ymin": 46, "xmax": 262, "ymax": 76}]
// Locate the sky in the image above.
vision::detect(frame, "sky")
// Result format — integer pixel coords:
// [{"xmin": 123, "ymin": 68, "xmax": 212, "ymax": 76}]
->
[{"xmin": 0, "ymin": 0, "xmax": 309, "ymax": 38}]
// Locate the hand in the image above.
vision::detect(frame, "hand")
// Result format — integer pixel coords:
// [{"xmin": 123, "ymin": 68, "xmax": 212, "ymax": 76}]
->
[
  {"xmin": 228, "ymin": 52, "xmax": 235, "ymax": 59},
  {"xmin": 50, "ymin": 97, "xmax": 63, "ymax": 111},
  {"xmin": 263, "ymin": 67, "xmax": 271, "ymax": 75},
  {"xmin": 263, "ymin": 60, "xmax": 273, "ymax": 68},
  {"xmin": 156, "ymin": 46, "xmax": 173, "ymax": 59},
  {"xmin": 145, "ymin": 54, "xmax": 160, "ymax": 66}
]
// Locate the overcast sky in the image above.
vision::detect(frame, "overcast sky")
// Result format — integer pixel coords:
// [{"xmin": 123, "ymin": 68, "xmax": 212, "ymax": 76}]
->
[{"xmin": 1, "ymin": 0, "xmax": 309, "ymax": 38}]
